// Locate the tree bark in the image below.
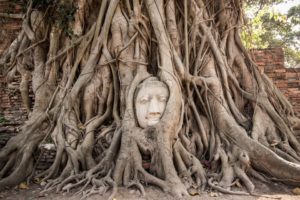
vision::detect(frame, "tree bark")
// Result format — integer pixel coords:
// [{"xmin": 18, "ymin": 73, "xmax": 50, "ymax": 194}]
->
[{"xmin": 1, "ymin": 0, "xmax": 300, "ymax": 198}]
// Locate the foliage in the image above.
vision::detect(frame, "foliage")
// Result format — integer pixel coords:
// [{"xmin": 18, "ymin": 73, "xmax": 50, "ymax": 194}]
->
[
  {"xmin": 55, "ymin": 4, "xmax": 76, "ymax": 37},
  {"xmin": 23, "ymin": 0, "xmax": 76, "ymax": 37},
  {"xmin": 32, "ymin": 0, "xmax": 53, "ymax": 9},
  {"xmin": 242, "ymin": 1, "xmax": 300, "ymax": 67},
  {"xmin": 0, "ymin": 115, "xmax": 6, "ymax": 124}
]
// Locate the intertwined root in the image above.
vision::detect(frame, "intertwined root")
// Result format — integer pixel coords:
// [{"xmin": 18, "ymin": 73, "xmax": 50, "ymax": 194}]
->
[{"xmin": 1, "ymin": 0, "xmax": 300, "ymax": 198}]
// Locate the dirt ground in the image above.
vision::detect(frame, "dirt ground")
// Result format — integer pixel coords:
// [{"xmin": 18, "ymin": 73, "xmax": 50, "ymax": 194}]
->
[{"xmin": 0, "ymin": 179, "xmax": 299, "ymax": 200}]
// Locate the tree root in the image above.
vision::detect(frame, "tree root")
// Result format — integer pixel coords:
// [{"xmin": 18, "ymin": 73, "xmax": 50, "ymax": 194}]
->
[{"xmin": 1, "ymin": 0, "xmax": 300, "ymax": 198}]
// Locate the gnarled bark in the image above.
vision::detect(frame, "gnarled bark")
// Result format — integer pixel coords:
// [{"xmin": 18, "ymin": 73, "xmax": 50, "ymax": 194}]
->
[{"xmin": 1, "ymin": 0, "xmax": 300, "ymax": 198}]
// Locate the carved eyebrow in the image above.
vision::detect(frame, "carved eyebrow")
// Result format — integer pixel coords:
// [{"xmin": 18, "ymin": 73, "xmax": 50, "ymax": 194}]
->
[
  {"xmin": 139, "ymin": 96, "xmax": 150, "ymax": 103},
  {"xmin": 158, "ymin": 95, "xmax": 168, "ymax": 98},
  {"xmin": 157, "ymin": 95, "xmax": 168, "ymax": 101}
]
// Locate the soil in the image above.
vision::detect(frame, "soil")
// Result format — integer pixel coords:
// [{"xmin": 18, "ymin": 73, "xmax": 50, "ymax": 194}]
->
[{"xmin": 0, "ymin": 179, "xmax": 299, "ymax": 200}]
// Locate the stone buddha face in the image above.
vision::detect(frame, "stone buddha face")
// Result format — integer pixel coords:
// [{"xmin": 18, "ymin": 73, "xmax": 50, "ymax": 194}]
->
[{"xmin": 134, "ymin": 77, "xmax": 169, "ymax": 128}]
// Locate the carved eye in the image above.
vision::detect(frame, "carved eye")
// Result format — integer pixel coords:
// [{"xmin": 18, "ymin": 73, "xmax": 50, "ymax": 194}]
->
[
  {"xmin": 139, "ymin": 97, "xmax": 149, "ymax": 104},
  {"xmin": 159, "ymin": 96, "xmax": 167, "ymax": 102}
]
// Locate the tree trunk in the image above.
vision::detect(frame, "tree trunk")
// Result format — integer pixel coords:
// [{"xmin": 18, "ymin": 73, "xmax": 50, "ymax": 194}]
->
[{"xmin": 1, "ymin": 0, "xmax": 300, "ymax": 198}]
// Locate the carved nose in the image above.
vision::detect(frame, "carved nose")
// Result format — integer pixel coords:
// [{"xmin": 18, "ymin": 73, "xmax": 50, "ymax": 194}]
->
[{"xmin": 148, "ymin": 98, "xmax": 159, "ymax": 113}]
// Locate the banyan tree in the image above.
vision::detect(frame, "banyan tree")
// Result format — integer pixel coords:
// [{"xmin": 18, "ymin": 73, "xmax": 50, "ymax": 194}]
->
[{"xmin": 1, "ymin": 0, "xmax": 300, "ymax": 198}]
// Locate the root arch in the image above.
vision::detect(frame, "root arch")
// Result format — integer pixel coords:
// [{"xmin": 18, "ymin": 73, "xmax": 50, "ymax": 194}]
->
[{"xmin": 0, "ymin": 0, "xmax": 300, "ymax": 198}]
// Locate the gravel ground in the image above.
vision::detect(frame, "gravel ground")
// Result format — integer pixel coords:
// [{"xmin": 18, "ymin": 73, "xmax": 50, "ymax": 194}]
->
[{"xmin": 0, "ymin": 179, "xmax": 299, "ymax": 200}]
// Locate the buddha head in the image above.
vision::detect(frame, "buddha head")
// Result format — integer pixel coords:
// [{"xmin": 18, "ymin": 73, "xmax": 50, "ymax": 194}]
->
[{"xmin": 134, "ymin": 77, "xmax": 169, "ymax": 128}]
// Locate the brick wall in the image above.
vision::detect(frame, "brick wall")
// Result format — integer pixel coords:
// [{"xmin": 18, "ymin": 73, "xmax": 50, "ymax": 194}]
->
[
  {"xmin": 251, "ymin": 48, "xmax": 300, "ymax": 115},
  {"xmin": 0, "ymin": 74, "xmax": 30, "ymax": 123},
  {"xmin": 0, "ymin": 74, "xmax": 29, "ymax": 148},
  {"xmin": 0, "ymin": 1, "xmax": 26, "ymax": 147},
  {"xmin": 0, "ymin": 1, "xmax": 23, "ymax": 55}
]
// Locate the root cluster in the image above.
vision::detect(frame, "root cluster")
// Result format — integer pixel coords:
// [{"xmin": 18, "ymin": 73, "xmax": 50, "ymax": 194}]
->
[{"xmin": 1, "ymin": 0, "xmax": 300, "ymax": 198}]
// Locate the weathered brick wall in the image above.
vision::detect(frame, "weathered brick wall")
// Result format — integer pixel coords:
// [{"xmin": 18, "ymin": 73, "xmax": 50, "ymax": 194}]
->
[
  {"xmin": 0, "ymin": 1, "xmax": 23, "ymax": 55},
  {"xmin": 0, "ymin": 75, "xmax": 29, "ymax": 121},
  {"xmin": 0, "ymin": 1, "xmax": 26, "ymax": 147},
  {"xmin": 0, "ymin": 74, "xmax": 30, "ymax": 149},
  {"xmin": 0, "ymin": 74, "xmax": 31, "ymax": 130},
  {"xmin": 251, "ymin": 48, "xmax": 300, "ymax": 115}
]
